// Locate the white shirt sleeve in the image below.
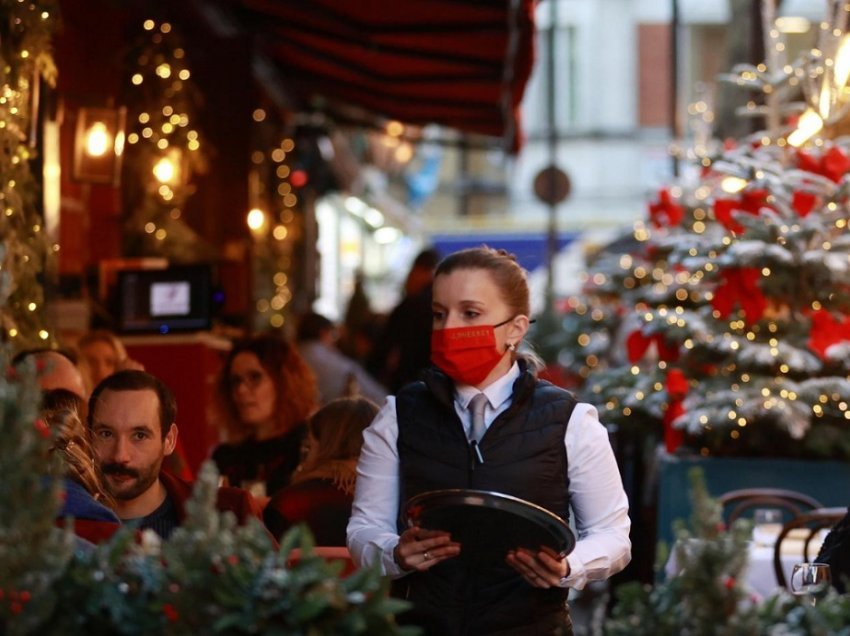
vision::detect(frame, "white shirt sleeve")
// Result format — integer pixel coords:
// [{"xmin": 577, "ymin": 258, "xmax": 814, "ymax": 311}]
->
[
  {"xmin": 346, "ymin": 396, "xmax": 406, "ymax": 577},
  {"xmin": 562, "ymin": 402, "xmax": 632, "ymax": 589},
  {"xmin": 346, "ymin": 395, "xmax": 632, "ymax": 586}
]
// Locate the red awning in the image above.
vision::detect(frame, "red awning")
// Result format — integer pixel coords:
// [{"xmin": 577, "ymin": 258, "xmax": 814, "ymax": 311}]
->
[{"xmin": 231, "ymin": 0, "xmax": 536, "ymax": 151}]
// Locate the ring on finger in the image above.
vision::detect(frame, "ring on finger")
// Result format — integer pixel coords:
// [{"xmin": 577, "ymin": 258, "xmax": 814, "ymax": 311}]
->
[{"xmin": 423, "ymin": 551, "xmax": 431, "ymax": 561}]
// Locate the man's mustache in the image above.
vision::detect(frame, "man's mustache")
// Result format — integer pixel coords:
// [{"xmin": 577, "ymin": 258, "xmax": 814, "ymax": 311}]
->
[{"xmin": 101, "ymin": 464, "xmax": 139, "ymax": 478}]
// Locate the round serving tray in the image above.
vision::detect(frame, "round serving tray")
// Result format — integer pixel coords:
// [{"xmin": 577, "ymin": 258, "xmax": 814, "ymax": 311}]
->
[{"xmin": 404, "ymin": 489, "xmax": 576, "ymax": 566}]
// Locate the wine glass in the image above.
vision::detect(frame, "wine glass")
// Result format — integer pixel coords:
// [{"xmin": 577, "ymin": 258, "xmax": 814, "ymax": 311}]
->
[
  {"xmin": 790, "ymin": 562, "xmax": 832, "ymax": 606},
  {"xmin": 752, "ymin": 508, "xmax": 783, "ymax": 546}
]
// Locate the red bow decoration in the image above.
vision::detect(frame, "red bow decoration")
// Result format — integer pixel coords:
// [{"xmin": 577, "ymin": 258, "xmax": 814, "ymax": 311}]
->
[
  {"xmin": 663, "ymin": 368, "xmax": 689, "ymax": 453},
  {"xmin": 714, "ymin": 189, "xmax": 770, "ymax": 234},
  {"xmin": 808, "ymin": 309, "xmax": 850, "ymax": 360},
  {"xmin": 711, "ymin": 267, "xmax": 767, "ymax": 325},
  {"xmin": 797, "ymin": 146, "xmax": 850, "ymax": 183},
  {"xmin": 648, "ymin": 189, "xmax": 684, "ymax": 228},
  {"xmin": 626, "ymin": 330, "xmax": 680, "ymax": 364},
  {"xmin": 791, "ymin": 190, "xmax": 818, "ymax": 217}
]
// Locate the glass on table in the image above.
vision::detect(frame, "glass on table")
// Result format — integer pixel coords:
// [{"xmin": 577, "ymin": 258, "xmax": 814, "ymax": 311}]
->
[
  {"xmin": 790, "ymin": 562, "xmax": 831, "ymax": 606},
  {"xmin": 752, "ymin": 508, "xmax": 783, "ymax": 546}
]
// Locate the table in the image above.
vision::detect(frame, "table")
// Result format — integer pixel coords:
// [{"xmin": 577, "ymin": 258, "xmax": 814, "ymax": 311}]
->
[
  {"xmin": 744, "ymin": 529, "xmax": 827, "ymax": 599},
  {"xmin": 664, "ymin": 528, "xmax": 826, "ymax": 600}
]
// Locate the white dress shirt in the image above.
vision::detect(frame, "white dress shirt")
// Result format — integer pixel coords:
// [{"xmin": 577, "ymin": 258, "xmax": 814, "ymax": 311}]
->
[{"xmin": 346, "ymin": 363, "xmax": 632, "ymax": 590}]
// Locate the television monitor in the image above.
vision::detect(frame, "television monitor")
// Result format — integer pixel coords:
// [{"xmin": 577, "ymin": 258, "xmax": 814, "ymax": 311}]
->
[{"xmin": 116, "ymin": 265, "xmax": 213, "ymax": 334}]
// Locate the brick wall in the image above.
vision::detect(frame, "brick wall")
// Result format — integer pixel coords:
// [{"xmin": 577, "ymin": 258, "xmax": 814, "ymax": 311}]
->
[{"xmin": 637, "ymin": 23, "xmax": 672, "ymax": 129}]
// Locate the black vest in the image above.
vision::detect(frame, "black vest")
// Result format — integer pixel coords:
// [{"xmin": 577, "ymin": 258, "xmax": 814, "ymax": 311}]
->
[{"xmin": 394, "ymin": 364, "xmax": 576, "ymax": 636}]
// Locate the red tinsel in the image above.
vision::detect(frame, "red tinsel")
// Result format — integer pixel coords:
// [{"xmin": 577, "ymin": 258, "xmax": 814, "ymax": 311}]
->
[
  {"xmin": 797, "ymin": 146, "xmax": 850, "ymax": 183},
  {"xmin": 648, "ymin": 189, "xmax": 684, "ymax": 228},
  {"xmin": 711, "ymin": 267, "xmax": 766, "ymax": 325},
  {"xmin": 807, "ymin": 309, "xmax": 850, "ymax": 359}
]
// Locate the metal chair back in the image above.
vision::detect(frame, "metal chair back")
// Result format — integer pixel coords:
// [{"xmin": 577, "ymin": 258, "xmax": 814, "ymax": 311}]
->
[{"xmin": 718, "ymin": 488, "xmax": 822, "ymax": 525}]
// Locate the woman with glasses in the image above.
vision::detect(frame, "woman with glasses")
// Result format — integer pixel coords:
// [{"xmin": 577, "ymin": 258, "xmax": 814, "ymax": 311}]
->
[{"xmin": 211, "ymin": 334, "xmax": 318, "ymax": 500}]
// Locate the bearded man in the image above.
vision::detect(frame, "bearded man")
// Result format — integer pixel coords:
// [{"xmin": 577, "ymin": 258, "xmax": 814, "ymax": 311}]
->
[{"xmin": 88, "ymin": 370, "xmax": 263, "ymax": 539}]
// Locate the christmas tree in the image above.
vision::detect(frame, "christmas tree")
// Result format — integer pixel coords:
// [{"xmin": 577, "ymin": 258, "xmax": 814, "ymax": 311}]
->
[
  {"xmin": 553, "ymin": 1, "xmax": 850, "ymax": 460},
  {"xmin": 0, "ymin": 349, "xmax": 74, "ymax": 634},
  {"xmin": 0, "ymin": 0, "xmax": 59, "ymax": 348}
]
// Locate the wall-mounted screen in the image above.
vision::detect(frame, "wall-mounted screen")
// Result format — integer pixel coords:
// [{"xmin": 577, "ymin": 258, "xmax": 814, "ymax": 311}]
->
[{"xmin": 116, "ymin": 265, "xmax": 212, "ymax": 334}]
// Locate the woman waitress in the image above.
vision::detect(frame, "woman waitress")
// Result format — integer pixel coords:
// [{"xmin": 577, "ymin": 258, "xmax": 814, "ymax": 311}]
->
[{"xmin": 347, "ymin": 246, "xmax": 631, "ymax": 635}]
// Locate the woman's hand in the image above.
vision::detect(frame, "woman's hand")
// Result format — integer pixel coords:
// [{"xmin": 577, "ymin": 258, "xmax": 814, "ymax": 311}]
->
[
  {"xmin": 506, "ymin": 546, "xmax": 569, "ymax": 588},
  {"xmin": 394, "ymin": 526, "xmax": 461, "ymax": 572}
]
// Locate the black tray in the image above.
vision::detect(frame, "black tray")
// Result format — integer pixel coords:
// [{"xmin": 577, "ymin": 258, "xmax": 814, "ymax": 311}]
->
[{"xmin": 404, "ymin": 489, "xmax": 575, "ymax": 566}]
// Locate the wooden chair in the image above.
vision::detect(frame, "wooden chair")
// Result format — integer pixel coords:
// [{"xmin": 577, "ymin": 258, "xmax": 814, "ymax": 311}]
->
[
  {"xmin": 772, "ymin": 506, "xmax": 847, "ymax": 589},
  {"xmin": 718, "ymin": 488, "xmax": 823, "ymax": 525}
]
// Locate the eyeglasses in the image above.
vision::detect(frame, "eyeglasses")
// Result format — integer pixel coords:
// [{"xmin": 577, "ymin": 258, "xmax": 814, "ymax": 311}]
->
[{"xmin": 229, "ymin": 370, "xmax": 266, "ymax": 390}]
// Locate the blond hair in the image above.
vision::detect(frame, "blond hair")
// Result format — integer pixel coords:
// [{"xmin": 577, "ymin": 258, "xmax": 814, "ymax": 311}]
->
[{"xmin": 43, "ymin": 390, "xmax": 116, "ymax": 509}]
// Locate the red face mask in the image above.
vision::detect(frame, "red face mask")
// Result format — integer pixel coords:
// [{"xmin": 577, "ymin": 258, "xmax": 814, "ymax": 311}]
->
[{"xmin": 430, "ymin": 318, "xmax": 512, "ymax": 386}]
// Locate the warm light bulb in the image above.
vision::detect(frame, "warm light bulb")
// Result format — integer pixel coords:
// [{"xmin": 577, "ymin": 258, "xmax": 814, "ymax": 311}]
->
[
  {"xmin": 247, "ymin": 207, "xmax": 267, "ymax": 232},
  {"xmin": 788, "ymin": 109, "xmax": 824, "ymax": 147},
  {"xmin": 385, "ymin": 120, "xmax": 404, "ymax": 137},
  {"xmin": 720, "ymin": 176, "xmax": 747, "ymax": 194},
  {"xmin": 153, "ymin": 157, "xmax": 176, "ymax": 183},
  {"xmin": 85, "ymin": 122, "xmax": 111, "ymax": 157},
  {"xmin": 394, "ymin": 143, "xmax": 413, "ymax": 163}
]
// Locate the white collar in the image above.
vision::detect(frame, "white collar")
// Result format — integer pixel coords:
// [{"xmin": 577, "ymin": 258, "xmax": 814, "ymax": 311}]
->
[{"xmin": 455, "ymin": 362, "xmax": 521, "ymax": 411}]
